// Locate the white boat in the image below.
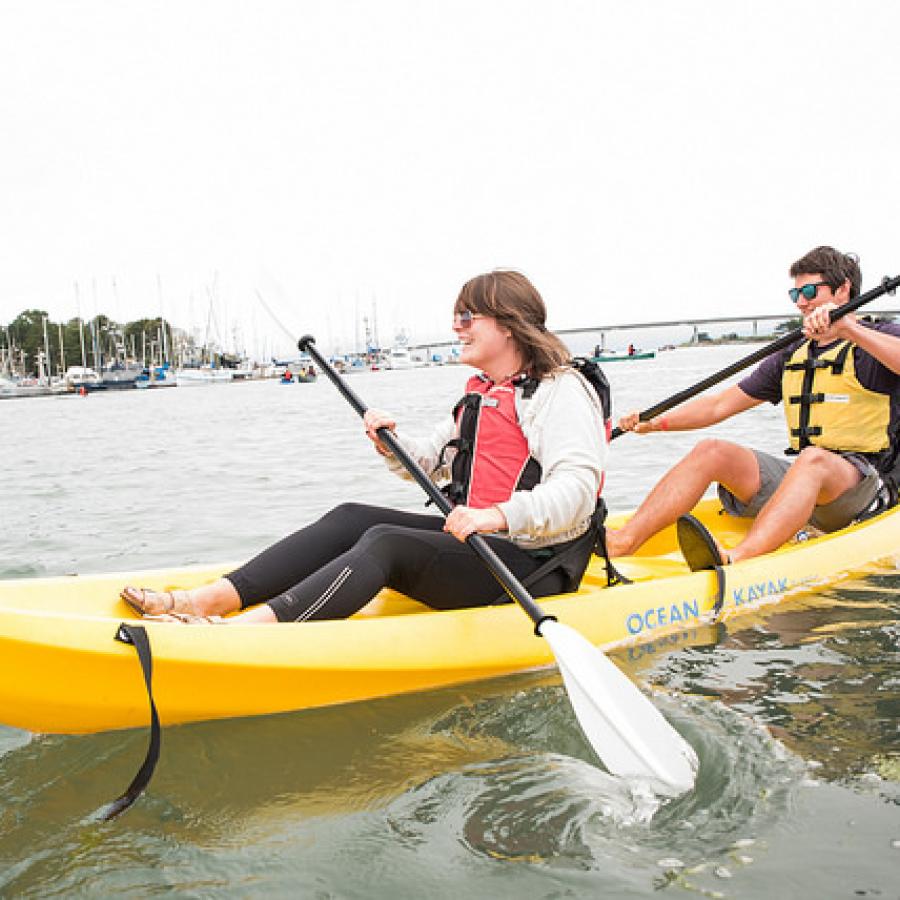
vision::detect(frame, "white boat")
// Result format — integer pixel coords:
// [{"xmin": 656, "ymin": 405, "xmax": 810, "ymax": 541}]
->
[
  {"xmin": 228, "ymin": 363, "xmax": 256, "ymax": 380},
  {"xmin": 0, "ymin": 376, "xmax": 70, "ymax": 399},
  {"xmin": 100, "ymin": 361, "xmax": 144, "ymax": 390},
  {"xmin": 388, "ymin": 347, "xmax": 413, "ymax": 369},
  {"xmin": 135, "ymin": 367, "xmax": 178, "ymax": 389},
  {"xmin": 175, "ymin": 367, "xmax": 234, "ymax": 386},
  {"xmin": 63, "ymin": 366, "xmax": 104, "ymax": 391}
]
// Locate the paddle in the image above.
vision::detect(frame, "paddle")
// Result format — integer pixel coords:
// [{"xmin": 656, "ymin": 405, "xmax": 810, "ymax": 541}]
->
[
  {"xmin": 610, "ymin": 274, "xmax": 900, "ymax": 440},
  {"xmin": 299, "ymin": 334, "xmax": 698, "ymax": 795}
]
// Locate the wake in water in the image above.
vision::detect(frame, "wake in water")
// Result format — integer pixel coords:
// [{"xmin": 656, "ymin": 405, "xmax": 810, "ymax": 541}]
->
[{"xmin": 379, "ymin": 684, "xmax": 808, "ymax": 890}]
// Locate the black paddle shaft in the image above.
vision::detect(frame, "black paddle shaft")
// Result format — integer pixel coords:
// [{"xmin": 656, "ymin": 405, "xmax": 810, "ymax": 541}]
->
[
  {"xmin": 298, "ymin": 335, "xmax": 551, "ymax": 629},
  {"xmin": 610, "ymin": 273, "xmax": 900, "ymax": 440}
]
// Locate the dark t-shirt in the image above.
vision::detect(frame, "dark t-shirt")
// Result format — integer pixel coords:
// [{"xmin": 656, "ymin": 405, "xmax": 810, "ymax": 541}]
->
[
  {"xmin": 738, "ymin": 320, "xmax": 900, "ymax": 465},
  {"xmin": 739, "ymin": 320, "xmax": 900, "ymax": 402}
]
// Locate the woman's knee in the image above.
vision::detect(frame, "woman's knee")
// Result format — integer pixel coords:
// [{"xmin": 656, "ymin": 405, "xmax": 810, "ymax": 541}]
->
[
  {"xmin": 351, "ymin": 524, "xmax": 413, "ymax": 582},
  {"xmin": 322, "ymin": 502, "xmax": 378, "ymax": 527},
  {"xmin": 355, "ymin": 522, "xmax": 402, "ymax": 551}
]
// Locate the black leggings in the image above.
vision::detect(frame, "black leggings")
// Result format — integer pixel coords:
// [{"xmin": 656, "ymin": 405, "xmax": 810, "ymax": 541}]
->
[{"xmin": 225, "ymin": 502, "xmax": 575, "ymax": 622}]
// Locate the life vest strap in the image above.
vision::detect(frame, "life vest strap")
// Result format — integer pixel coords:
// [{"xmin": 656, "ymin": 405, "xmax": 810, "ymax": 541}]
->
[
  {"xmin": 788, "ymin": 392, "xmax": 826, "ymax": 405},
  {"xmin": 783, "ymin": 340, "xmax": 857, "ymax": 453},
  {"xmin": 790, "ymin": 425, "xmax": 823, "ymax": 439},
  {"xmin": 784, "ymin": 342, "xmax": 852, "ymax": 375}
]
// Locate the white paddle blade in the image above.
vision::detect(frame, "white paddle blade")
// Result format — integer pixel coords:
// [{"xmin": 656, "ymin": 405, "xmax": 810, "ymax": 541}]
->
[{"xmin": 539, "ymin": 619, "xmax": 698, "ymax": 795}]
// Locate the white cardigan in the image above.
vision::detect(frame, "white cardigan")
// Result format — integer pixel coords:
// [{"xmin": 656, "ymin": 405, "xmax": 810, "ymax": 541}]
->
[{"xmin": 385, "ymin": 367, "xmax": 608, "ymax": 549}]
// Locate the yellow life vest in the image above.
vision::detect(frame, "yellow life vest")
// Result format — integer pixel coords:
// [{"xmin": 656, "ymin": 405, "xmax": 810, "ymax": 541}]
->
[{"xmin": 782, "ymin": 339, "xmax": 891, "ymax": 454}]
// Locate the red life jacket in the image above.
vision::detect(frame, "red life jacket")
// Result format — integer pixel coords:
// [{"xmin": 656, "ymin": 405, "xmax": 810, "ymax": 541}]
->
[
  {"xmin": 444, "ymin": 374, "xmax": 542, "ymax": 508},
  {"xmin": 443, "ymin": 363, "xmax": 612, "ymax": 507},
  {"xmin": 442, "ymin": 366, "xmax": 627, "ymax": 589}
]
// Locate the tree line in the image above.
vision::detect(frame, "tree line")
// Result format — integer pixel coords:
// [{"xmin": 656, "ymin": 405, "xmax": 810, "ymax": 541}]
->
[{"xmin": 1, "ymin": 309, "xmax": 182, "ymax": 377}]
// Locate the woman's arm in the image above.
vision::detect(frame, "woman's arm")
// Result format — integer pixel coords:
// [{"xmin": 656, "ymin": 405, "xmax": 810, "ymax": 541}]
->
[{"xmin": 379, "ymin": 415, "xmax": 457, "ymax": 483}]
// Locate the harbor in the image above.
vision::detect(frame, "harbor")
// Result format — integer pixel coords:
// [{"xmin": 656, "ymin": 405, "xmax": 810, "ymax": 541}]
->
[{"xmin": 6, "ymin": 306, "xmax": 899, "ymax": 400}]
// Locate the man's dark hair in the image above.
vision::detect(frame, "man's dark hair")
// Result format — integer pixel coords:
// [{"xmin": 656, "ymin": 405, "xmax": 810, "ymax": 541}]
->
[{"xmin": 789, "ymin": 246, "xmax": 862, "ymax": 299}]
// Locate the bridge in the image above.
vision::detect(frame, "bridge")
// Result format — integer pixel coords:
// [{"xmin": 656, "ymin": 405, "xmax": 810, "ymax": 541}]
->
[{"xmin": 407, "ymin": 309, "xmax": 900, "ymax": 355}]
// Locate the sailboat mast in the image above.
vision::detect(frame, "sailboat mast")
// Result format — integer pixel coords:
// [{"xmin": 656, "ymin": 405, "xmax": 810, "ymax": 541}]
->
[
  {"xmin": 91, "ymin": 279, "xmax": 101, "ymax": 371},
  {"xmin": 75, "ymin": 282, "xmax": 87, "ymax": 370},
  {"xmin": 157, "ymin": 273, "xmax": 169, "ymax": 364},
  {"xmin": 41, "ymin": 315, "xmax": 50, "ymax": 384}
]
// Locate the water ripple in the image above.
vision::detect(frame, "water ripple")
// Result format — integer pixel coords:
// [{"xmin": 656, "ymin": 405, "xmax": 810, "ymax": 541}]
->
[{"xmin": 381, "ymin": 685, "xmax": 806, "ymax": 891}]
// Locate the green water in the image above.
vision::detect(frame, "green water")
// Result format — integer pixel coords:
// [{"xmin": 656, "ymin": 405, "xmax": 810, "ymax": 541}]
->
[{"xmin": 1, "ymin": 348, "xmax": 898, "ymax": 897}]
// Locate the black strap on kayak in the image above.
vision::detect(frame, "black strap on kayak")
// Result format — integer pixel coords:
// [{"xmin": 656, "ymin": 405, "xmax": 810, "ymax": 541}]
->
[
  {"xmin": 489, "ymin": 502, "xmax": 630, "ymax": 605},
  {"xmin": 711, "ymin": 565, "xmax": 726, "ymax": 619},
  {"xmin": 593, "ymin": 515, "xmax": 631, "ymax": 587},
  {"xmin": 98, "ymin": 623, "xmax": 161, "ymax": 821}
]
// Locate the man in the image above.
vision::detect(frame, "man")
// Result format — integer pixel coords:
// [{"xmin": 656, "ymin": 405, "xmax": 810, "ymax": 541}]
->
[{"xmin": 607, "ymin": 246, "xmax": 900, "ymax": 569}]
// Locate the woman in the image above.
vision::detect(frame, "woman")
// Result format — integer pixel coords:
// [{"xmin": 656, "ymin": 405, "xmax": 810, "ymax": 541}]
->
[{"xmin": 121, "ymin": 271, "xmax": 608, "ymax": 624}]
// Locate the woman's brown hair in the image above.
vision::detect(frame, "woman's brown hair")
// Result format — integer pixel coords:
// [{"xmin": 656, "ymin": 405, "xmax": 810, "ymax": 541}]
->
[{"xmin": 454, "ymin": 271, "xmax": 570, "ymax": 379}]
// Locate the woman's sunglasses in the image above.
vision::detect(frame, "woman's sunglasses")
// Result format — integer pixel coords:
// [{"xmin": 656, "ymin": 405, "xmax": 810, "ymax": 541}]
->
[
  {"xmin": 452, "ymin": 310, "xmax": 486, "ymax": 328},
  {"xmin": 789, "ymin": 282, "xmax": 830, "ymax": 304}
]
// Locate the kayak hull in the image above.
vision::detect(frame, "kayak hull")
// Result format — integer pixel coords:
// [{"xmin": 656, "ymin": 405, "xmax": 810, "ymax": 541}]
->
[
  {"xmin": 591, "ymin": 352, "xmax": 656, "ymax": 362},
  {"xmin": 1, "ymin": 499, "xmax": 898, "ymax": 734}
]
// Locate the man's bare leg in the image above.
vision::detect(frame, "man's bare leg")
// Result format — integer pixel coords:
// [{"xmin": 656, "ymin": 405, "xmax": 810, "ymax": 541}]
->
[
  {"xmin": 606, "ymin": 439, "xmax": 761, "ymax": 556},
  {"xmin": 729, "ymin": 448, "xmax": 861, "ymax": 562}
]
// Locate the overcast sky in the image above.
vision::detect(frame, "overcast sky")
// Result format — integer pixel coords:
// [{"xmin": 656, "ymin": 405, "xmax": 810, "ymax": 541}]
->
[{"xmin": 1, "ymin": 0, "xmax": 898, "ymax": 357}]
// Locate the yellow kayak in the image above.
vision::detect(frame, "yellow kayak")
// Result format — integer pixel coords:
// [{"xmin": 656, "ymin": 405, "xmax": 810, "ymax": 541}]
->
[{"xmin": 1, "ymin": 498, "xmax": 898, "ymax": 735}]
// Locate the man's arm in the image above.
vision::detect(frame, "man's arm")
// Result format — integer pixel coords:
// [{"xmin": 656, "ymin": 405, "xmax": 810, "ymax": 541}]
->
[
  {"xmin": 831, "ymin": 316, "xmax": 900, "ymax": 376},
  {"xmin": 618, "ymin": 384, "xmax": 762, "ymax": 434}
]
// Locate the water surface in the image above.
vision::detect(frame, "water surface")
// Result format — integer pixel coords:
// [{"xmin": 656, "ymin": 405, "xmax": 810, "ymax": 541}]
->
[{"xmin": 1, "ymin": 347, "xmax": 898, "ymax": 897}]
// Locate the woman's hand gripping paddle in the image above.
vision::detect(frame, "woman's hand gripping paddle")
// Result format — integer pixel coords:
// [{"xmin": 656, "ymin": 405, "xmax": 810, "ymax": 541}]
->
[
  {"xmin": 611, "ymin": 273, "xmax": 900, "ymax": 440},
  {"xmin": 299, "ymin": 335, "xmax": 697, "ymax": 795}
]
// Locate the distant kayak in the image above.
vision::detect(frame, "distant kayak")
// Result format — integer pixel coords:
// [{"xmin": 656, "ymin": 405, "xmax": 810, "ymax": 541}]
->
[
  {"xmin": 1, "ymin": 497, "xmax": 897, "ymax": 735},
  {"xmin": 591, "ymin": 351, "xmax": 656, "ymax": 362}
]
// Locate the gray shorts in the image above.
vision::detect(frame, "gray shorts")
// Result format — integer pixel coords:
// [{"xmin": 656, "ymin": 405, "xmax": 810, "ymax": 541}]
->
[{"xmin": 717, "ymin": 449, "xmax": 882, "ymax": 533}]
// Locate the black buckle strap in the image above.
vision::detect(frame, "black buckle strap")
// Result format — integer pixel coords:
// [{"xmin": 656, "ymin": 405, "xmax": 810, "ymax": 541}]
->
[
  {"xmin": 785, "ymin": 342, "xmax": 852, "ymax": 375},
  {"xmin": 436, "ymin": 481, "xmax": 466, "ymax": 505},
  {"xmin": 788, "ymin": 392, "xmax": 825, "ymax": 405},
  {"xmin": 97, "ymin": 623, "xmax": 161, "ymax": 821},
  {"xmin": 519, "ymin": 376, "xmax": 540, "ymax": 399},
  {"xmin": 831, "ymin": 342, "xmax": 852, "ymax": 374},
  {"xmin": 784, "ymin": 358, "xmax": 828, "ymax": 371}
]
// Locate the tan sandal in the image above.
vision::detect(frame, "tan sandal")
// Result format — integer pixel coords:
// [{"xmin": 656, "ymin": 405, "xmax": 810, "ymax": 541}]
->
[
  {"xmin": 141, "ymin": 612, "xmax": 226, "ymax": 625},
  {"xmin": 120, "ymin": 586, "xmax": 197, "ymax": 618}
]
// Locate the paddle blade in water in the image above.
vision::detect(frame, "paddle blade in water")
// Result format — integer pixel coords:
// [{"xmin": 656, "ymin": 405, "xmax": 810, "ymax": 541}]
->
[{"xmin": 539, "ymin": 619, "xmax": 697, "ymax": 795}]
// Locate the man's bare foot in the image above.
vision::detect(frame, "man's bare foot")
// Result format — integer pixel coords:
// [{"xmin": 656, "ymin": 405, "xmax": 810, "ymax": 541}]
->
[{"xmin": 605, "ymin": 527, "xmax": 638, "ymax": 558}]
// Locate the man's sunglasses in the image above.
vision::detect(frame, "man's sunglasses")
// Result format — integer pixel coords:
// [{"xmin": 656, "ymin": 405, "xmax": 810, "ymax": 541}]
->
[
  {"xmin": 789, "ymin": 282, "xmax": 830, "ymax": 303},
  {"xmin": 453, "ymin": 310, "xmax": 486, "ymax": 328}
]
